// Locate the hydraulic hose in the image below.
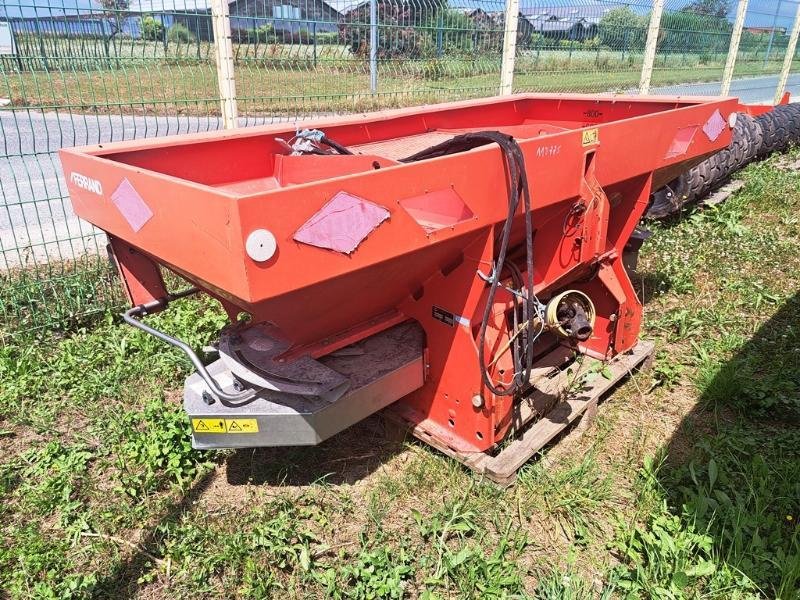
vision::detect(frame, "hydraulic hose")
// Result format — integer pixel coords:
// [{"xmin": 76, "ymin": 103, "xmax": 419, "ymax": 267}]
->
[{"xmin": 400, "ymin": 132, "xmax": 537, "ymax": 397}]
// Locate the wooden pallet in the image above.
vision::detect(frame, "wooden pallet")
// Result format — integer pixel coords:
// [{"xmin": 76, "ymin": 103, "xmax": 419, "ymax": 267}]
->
[{"xmin": 385, "ymin": 341, "xmax": 655, "ymax": 486}]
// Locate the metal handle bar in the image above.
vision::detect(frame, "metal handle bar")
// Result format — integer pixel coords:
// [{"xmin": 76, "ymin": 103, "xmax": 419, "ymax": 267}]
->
[{"xmin": 122, "ymin": 288, "xmax": 257, "ymax": 407}]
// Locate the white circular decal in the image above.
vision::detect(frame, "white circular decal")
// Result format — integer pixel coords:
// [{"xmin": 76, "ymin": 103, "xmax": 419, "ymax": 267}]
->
[{"xmin": 245, "ymin": 229, "xmax": 277, "ymax": 262}]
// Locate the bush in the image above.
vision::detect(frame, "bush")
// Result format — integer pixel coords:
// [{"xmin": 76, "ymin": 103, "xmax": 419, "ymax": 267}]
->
[
  {"xmin": 315, "ymin": 31, "xmax": 338, "ymax": 45},
  {"xmin": 340, "ymin": 2, "xmax": 438, "ymax": 59},
  {"xmin": 525, "ymin": 32, "xmax": 546, "ymax": 50},
  {"xmin": 421, "ymin": 58, "xmax": 446, "ymax": 80},
  {"xmin": 582, "ymin": 36, "xmax": 601, "ymax": 50},
  {"xmin": 247, "ymin": 24, "xmax": 275, "ymax": 44},
  {"xmin": 140, "ymin": 15, "xmax": 164, "ymax": 41},
  {"xmin": 167, "ymin": 23, "xmax": 195, "ymax": 44},
  {"xmin": 598, "ymin": 6, "xmax": 647, "ymax": 51},
  {"xmin": 659, "ymin": 10, "xmax": 731, "ymax": 54}
]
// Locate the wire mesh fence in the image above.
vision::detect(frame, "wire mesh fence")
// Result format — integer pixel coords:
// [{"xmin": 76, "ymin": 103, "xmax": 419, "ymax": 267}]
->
[{"xmin": 1, "ymin": 0, "xmax": 799, "ymax": 339}]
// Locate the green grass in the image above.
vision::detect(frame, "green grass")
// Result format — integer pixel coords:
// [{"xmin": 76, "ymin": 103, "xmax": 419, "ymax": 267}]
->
[
  {"xmin": 0, "ymin": 256, "xmax": 122, "ymax": 342},
  {"xmin": 1, "ymin": 151, "xmax": 799, "ymax": 597},
  {"xmin": 3, "ymin": 45, "xmax": 797, "ymax": 117}
]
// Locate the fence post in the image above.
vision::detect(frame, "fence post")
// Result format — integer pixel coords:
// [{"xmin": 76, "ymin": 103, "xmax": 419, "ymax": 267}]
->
[
  {"xmin": 436, "ymin": 12, "xmax": 443, "ymax": 58},
  {"xmin": 369, "ymin": 0, "xmax": 378, "ymax": 95},
  {"xmin": 499, "ymin": 0, "xmax": 519, "ymax": 96},
  {"xmin": 775, "ymin": 1, "xmax": 800, "ymax": 104},
  {"xmin": 211, "ymin": 0, "xmax": 238, "ymax": 129},
  {"xmin": 764, "ymin": 0, "xmax": 783, "ymax": 66},
  {"xmin": 639, "ymin": 0, "xmax": 664, "ymax": 95},
  {"xmin": 721, "ymin": 0, "xmax": 749, "ymax": 96}
]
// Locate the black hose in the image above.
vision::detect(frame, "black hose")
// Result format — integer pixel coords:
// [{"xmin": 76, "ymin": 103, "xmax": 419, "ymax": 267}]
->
[
  {"xmin": 401, "ymin": 132, "xmax": 536, "ymax": 397},
  {"xmin": 320, "ymin": 135, "xmax": 354, "ymax": 155}
]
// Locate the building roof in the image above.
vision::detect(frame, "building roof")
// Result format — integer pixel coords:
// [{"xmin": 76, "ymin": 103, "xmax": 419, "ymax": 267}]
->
[
  {"xmin": 523, "ymin": 5, "xmax": 609, "ymax": 26},
  {"xmin": 3, "ymin": 0, "xmax": 97, "ymax": 19},
  {"xmin": 322, "ymin": 0, "xmax": 365, "ymax": 13},
  {"xmin": 2, "ymin": 0, "xmax": 341, "ymax": 18},
  {"xmin": 129, "ymin": 0, "xmax": 213, "ymax": 12}
]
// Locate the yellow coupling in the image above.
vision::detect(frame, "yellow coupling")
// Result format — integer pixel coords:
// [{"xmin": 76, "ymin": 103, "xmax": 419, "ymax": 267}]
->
[{"xmin": 544, "ymin": 290, "xmax": 596, "ymax": 341}]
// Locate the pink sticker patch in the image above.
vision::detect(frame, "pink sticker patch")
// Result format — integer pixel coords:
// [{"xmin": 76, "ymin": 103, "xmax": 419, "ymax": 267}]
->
[
  {"xmin": 111, "ymin": 178, "xmax": 153, "ymax": 233},
  {"xmin": 702, "ymin": 109, "xmax": 726, "ymax": 142},
  {"xmin": 293, "ymin": 191, "xmax": 389, "ymax": 254},
  {"xmin": 665, "ymin": 125, "xmax": 698, "ymax": 159}
]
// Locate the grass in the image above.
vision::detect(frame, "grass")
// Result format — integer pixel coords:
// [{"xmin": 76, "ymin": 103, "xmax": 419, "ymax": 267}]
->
[
  {"xmin": 3, "ymin": 44, "xmax": 797, "ymax": 117},
  {"xmin": 0, "ymin": 255, "xmax": 122, "ymax": 342},
  {"xmin": 1, "ymin": 150, "xmax": 799, "ymax": 598}
]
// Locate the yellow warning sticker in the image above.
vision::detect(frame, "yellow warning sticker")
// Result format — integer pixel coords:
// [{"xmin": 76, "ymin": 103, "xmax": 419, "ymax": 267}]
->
[
  {"xmin": 581, "ymin": 128, "xmax": 599, "ymax": 146},
  {"xmin": 192, "ymin": 418, "xmax": 226, "ymax": 433},
  {"xmin": 225, "ymin": 418, "xmax": 259, "ymax": 433},
  {"xmin": 192, "ymin": 418, "xmax": 259, "ymax": 434}
]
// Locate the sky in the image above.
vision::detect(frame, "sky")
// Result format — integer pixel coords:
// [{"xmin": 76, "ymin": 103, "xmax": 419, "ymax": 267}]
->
[
  {"xmin": 2, "ymin": 0, "xmax": 798, "ymax": 29},
  {"xmin": 732, "ymin": 0, "xmax": 798, "ymax": 28}
]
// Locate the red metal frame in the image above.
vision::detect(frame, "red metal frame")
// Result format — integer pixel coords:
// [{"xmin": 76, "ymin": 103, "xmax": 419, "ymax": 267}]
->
[
  {"xmin": 61, "ymin": 93, "xmax": 737, "ymax": 453},
  {"xmin": 737, "ymin": 93, "xmax": 790, "ymax": 116}
]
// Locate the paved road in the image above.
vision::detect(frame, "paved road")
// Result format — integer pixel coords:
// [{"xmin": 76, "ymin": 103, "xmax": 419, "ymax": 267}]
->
[
  {"xmin": 2, "ymin": 73, "xmax": 799, "ymax": 270},
  {"xmin": 0, "ymin": 111, "xmax": 278, "ymax": 269},
  {"xmin": 650, "ymin": 73, "xmax": 800, "ymax": 103}
]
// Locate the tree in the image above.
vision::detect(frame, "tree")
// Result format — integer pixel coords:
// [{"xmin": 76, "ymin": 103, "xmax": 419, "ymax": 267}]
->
[
  {"xmin": 681, "ymin": 0, "xmax": 731, "ymax": 18},
  {"xmin": 167, "ymin": 23, "xmax": 196, "ymax": 44},
  {"xmin": 98, "ymin": 0, "xmax": 129, "ymax": 64},
  {"xmin": 99, "ymin": 0, "xmax": 130, "ymax": 39},
  {"xmin": 339, "ymin": 1, "xmax": 436, "ymax": 59},
  {"xmin": 140, "ymin": 15, "xmax": 165, "ymax": 42},
  {"xmin": 598, "ymin": 7, "xmax": 648, "ymax": 51}
]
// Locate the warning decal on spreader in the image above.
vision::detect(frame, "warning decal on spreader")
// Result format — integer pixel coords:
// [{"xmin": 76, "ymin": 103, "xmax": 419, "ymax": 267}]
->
[
  {"xmin": 192, "ymin": 418, "xmax": 226, "ymax": 433},
  {"xmin": 192, "ymin": 418, "xmax": 259, "ymax": 434},
  {"xmin": 581, "ymin": 128, "xmax": 599, "ymax": 146},
  {"xmin": 225, "ymin": 419, "xmax": 259, "ymax": 433}
]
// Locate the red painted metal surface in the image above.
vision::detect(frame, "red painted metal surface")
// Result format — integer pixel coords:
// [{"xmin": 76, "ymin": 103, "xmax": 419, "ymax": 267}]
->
[
  {"xmin": 61, "ymin": 93, "xmax": 737, "ymax": 453},
  {"xmin": 738, "ymin": 94, "xmax": 789, "ymax": 116}
]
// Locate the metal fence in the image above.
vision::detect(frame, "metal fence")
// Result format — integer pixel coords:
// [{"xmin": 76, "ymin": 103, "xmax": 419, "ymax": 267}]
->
[{"xmin": 2, "ymin": 0, "xmax": 800, "ymax": 338}]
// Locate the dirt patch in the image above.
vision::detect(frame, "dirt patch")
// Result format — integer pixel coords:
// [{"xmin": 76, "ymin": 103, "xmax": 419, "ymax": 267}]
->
[{"xmin": 0, "ymin": 420, "xmax": 44, "ymax": 457}]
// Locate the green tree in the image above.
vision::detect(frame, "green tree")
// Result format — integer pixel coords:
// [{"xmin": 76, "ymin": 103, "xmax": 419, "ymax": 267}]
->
[
  {"xmin": 659, "ymin": 5, "xmax": 732, "ymax": 54},
  {"xmin": 99, "ymin": 0, "xmax": 130, "ymax": 39},
  {"xmin": 681, "ymin": 0, "xmax": 731, "ymax": 18},
  {"xmin": 167, "ymin": 23, "xmax": 196, "ymax": 44},
  {"xmin": 598, "ymin": 7, "xmax": 647, "ymax": 51},
  {"xmin": 98, "ymin": 0, "xmax": 129, "ymax": 63},
  {"xmin": 140, "ymin": 15, "xmax": 165, "ymax": 41}
]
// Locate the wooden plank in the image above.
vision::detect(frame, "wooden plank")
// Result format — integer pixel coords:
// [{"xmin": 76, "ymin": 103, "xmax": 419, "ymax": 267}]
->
[
  {"xmin": 508, "ymin": 344, "xmax": 576, "ymax": 433},
  {"xmin": 383, "ymin": 344, "xmax": 576, "ymax": 470},
  {"xmin": 499, "ymin": 0, "xmax": 520, "ymax": 95},
  {"xmin": 210, "ymin": 0, "xmax": 238, "ymax": 130},
  {"xmin": 482, "ymin": 341, "xmax": 654, "ymax": 485},
  {"xmin": 638, "ymin": 0, "xmax": 665, "ymax": 95},
  {"xmin": 387, "ymin": 341, "xmax": 654, "ymax": 486}
]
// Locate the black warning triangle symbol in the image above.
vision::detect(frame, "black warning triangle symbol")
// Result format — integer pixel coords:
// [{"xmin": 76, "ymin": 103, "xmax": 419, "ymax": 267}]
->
[
  {"xmin": 195, "ymin": 420, "xmax": 210, "ymax": 431},
  {"xmin": 228, "ymin": 421, "xmax": 243, "ymax": 432}
]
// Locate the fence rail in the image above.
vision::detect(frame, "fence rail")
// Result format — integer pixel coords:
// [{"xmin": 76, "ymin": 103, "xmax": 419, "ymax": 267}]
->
[{"xmin": 2, "ymin": 0, "xmax": 800, "ymax": 339}]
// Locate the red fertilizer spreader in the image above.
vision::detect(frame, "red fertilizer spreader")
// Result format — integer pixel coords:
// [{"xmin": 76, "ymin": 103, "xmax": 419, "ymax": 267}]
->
[{"xmin": 61, "ymin": 94, "xmax": 736, "ymax": 483}]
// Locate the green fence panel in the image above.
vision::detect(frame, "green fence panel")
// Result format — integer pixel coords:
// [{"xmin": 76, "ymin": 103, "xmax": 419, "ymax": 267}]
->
[{"xmin": 1, "ymin": 0, "xmax": 799, "ymax": 341}]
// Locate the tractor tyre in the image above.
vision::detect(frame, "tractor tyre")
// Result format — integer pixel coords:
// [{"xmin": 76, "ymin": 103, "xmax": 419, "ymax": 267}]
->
[
  {"xmin": 755, "ymin": 112, "xmax": 778, "ymax": 157},
  {"xmin": 775, "ymin": 103, "xmax": 800, "ymax": 145},
  {"xmin": 770, "ymin": 107, "xmax": 792, "ymax": 152},
  {"xmin": 731, "ymin": 113, "xmax": 756, "ymax": 170},
  {"xmin": 748, "ymin": 113, "xmax": 765, "ymax": 162}
]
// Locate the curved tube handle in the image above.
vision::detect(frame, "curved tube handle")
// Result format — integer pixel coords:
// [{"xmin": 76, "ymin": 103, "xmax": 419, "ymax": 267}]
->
[{"xmin": 122, "ymin": 288, "xmax": 257, "ymax": 407}]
